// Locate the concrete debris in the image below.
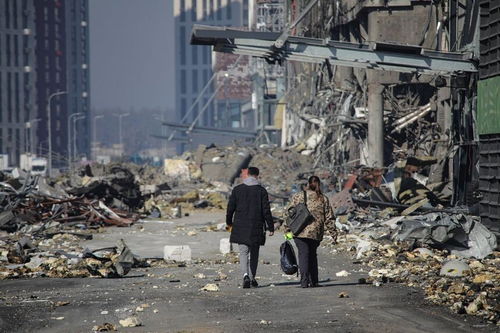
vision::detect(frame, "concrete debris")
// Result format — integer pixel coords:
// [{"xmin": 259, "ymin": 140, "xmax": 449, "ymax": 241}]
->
[
  {"xmin": 219, "ymin": 238, "xmax": 232, "ymax": 254},
  {"xmin": 119, "ymin": 316, "xmax": 142, "ymax": 328},
  {"xmin": 338, "ymin": 292, "xmax": 349, "ymax": 298},
  {"xmin": 335, "ymin": 270, "xmax": 350, "ymax": 277},
  {"xmin": 330, "ymin": 200, "xmax": 500, "ymax": 325},
  {"xmin": 200, "ymin": 283, "xmax": 219, "ymax": 292},
  {"xmin": 392, "ymin": 213, "xmax": 497, "ymax": 259},
  {"xmin": 163, "ymin": 245, "xmax": 192, "ymax": 262},
  {"xmin": 92, "ymin": 323, "xmax": 117, "ymax": 332},
  {"xmin": 439, "ymin": 260, "xmax": 471, "ymax": 277},
  {"xmin": 164, "ymin": 159, "xmax": 200, "ymax": 182}
]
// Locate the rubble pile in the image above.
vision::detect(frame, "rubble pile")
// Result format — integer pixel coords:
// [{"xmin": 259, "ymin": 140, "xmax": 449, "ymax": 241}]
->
[
  {"xmin": 330, "ymin": 202, "xmax": 499, "ymax": 325},
  {"xmin": 62, "ymin": 165, "xmax": 145, "ymax": 211},
  {"xmin": 0, "ymin": 168, "xmax": 143, "ymax": 279},
  {"xmin": 0, "ymin": 230, "xmax": 146, "ymax": 279},
  {"xmin": 157, "ymin": 144, "xmax": 314, "ymax": 218}
]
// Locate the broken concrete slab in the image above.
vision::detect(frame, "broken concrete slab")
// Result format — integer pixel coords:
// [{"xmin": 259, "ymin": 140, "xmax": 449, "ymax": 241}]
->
[
  {"xmin": 439, "ymin": 260, "xmax": 470, "ymax": 277},
  {"xmin": 163, "ymin": 245, "xmax": 191, "ymax": 262},
  {"xmin": 219, "ymin": 238, "xmax": 232, "ymax": 254}
]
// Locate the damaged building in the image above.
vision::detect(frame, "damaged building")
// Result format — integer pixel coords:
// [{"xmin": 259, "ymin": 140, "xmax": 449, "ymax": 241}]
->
[{"xmin": 190, "ymin": 0, "xmax": 500, "ymax": 237}]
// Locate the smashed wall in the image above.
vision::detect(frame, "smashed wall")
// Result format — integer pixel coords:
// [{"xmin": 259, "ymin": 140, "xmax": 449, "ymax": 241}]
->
[{"xmin": 281, "ymin": 0, "xmax": 478, "ymax": 206}]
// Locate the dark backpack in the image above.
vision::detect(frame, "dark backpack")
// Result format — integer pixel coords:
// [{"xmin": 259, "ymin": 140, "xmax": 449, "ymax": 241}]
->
[{"xmin": 280, "ymin": 240, "xmax": 298, "ymax": 275}]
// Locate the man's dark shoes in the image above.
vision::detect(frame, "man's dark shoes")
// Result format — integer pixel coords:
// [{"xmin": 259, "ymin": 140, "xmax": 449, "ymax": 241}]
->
[
  {"xmin": 251, "ymin": 279, "xmax": 258, "ymax": 288},
  {"xmin": 243, "ymin": 275, "xmax": 251, "ymax": 289}
]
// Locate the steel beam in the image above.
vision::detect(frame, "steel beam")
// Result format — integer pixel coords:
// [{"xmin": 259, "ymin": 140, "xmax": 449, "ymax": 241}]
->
[
  {"xmin": 191, "ymin": 25, "xmax": 477, "ymax": 75},
  {"xmin": 162, "ymin": 121, "xmax": 256, "ymax": 138}
]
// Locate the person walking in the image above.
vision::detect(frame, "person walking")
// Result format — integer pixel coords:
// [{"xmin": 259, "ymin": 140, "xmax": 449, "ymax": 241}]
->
[
  {"xmin": 286, "ymin": 176, "xmax": 336, "ymax": 288},
  {"xmin": 226, "ymin": 167, "xmax": 274, "ymax": 288}
]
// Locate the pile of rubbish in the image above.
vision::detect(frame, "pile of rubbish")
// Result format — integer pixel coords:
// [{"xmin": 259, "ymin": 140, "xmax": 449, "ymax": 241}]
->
[
  {"xmin": 330, "ymin": 195, "xmax": 499, "ymax": 325},
  {"xmin": 159, "ymin": 144, "xmax": 314, "ymax": 218},
  {"xmin": 0, "ymin": 235, "xmax": 146, "ymax": 279},
  {"xmin": 0, "ymin": 144, "xmax": 312, "ymax": 280},
  {"xmin": 0, "ymin": 167, "xmax": 144, "ymax": 280}
]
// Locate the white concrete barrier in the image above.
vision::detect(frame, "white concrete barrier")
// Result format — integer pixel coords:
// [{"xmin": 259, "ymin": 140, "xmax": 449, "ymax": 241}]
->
[
  {"xmin": 219, "ymin": 238, "xmax": 232, "ymax": 254},
  {"xmin": 163, "ymin": 245, "xmax": 191, "ymax": 262}
]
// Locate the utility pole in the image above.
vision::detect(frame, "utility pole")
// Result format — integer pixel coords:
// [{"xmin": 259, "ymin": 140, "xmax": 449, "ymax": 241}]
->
[
  {"xmin": 47, "ymin": 91, "xmax": 67, "ymax": 177},
  {"xmin": 73, "ymin": 115, "xmax": 86, "ymax": 162},
  {"xmin": 113, "ymin": 113, "xmax": 130, "ymax": 156},
  {"xmin": 67, "ymin": 112, "xmax": 83, "ymax": 166},
  {"xmin": 93, "ymin": 114, "xmax": 104, "ymax": 143}
]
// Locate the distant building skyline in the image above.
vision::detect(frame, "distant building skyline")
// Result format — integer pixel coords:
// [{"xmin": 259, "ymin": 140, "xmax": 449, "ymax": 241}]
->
[{"xmin": 0, "ymin": 0, "xmax": 90, "ymax": 166}]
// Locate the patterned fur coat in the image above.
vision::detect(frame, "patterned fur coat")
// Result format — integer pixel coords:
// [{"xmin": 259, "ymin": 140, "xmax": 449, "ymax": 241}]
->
[{"xmin": 286, "ymin": 190, "xmax": 335, "ymax": 242}]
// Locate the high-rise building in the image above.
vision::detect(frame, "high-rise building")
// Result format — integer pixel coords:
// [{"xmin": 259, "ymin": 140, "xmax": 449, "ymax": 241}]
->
[
  {"xmin": 0, "ymin": 0, "xmax": 37, "ymax": 166},
  {"xmin": 0, "ymin": 0, "xmax": 89, "ymax": 168},
  {"xmin": 173, "ymin": 0, "xmax": 249, "ymax": 152},
  {"xmin": 34, "ymin": 0, "xmax": 90, "ymax": 165}
]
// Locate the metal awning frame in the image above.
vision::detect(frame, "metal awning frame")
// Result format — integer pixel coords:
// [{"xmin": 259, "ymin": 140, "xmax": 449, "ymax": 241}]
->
[{"xmin": 191, "ymin": 25, "xmax": 478, "ymax": 76}]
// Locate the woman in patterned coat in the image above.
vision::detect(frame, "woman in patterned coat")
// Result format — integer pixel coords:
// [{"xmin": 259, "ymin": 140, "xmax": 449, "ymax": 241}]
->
[{"xmin": 286, "ymin": 176, "xmax": 336, "ymax": 288}]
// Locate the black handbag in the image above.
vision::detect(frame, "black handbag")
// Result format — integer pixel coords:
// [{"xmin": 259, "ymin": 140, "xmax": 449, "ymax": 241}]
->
[
  {"xmin": 287, "ymin": 191, "xmax": 314, "ymax": 236},
  {"xmin": 280, "ymin": 240, "xmax": 298, "ymax": 275}
]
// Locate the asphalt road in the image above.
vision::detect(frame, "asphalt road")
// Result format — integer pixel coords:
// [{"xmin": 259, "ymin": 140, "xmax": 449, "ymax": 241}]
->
[{"xmin": 0, "ymin": 212, "xmax": 496, "ymax": 333}]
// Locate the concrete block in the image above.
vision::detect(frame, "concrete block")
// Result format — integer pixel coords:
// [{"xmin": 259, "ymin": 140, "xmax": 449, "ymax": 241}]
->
[
  {"xmin": 439, "ymin": 260, "xmax": 470, "ymax": 277},
  {"xmin": 163, "ymin": 245, "xmax": 191, "ymax": 262},
  {"xmin": 219, "ymin": 238, "xmax": 232, "ymax": 254}
]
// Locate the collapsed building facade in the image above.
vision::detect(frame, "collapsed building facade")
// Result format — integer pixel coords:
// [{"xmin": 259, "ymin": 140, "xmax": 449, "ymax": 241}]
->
[{"xmin": 191, "ymin": 0, "xmax": 500, "ymax": 237}]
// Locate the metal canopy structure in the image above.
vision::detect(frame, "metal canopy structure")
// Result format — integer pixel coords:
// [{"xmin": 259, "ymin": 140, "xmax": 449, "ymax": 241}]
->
[{"xmin": 191, "ymin": 25, "xmax": 478, "ymax": 75}]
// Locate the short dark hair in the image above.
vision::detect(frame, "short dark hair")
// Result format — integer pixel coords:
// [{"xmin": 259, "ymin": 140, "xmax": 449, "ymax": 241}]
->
[{"xmin": 248, "ymin": 167, "xmax": 259, "ymax": 176}]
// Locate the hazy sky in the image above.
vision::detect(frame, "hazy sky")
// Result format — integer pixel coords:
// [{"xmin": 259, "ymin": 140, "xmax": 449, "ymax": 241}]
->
[{"xmin": 89, "ymin": 0, "xmax": 174, "ymax": 111}]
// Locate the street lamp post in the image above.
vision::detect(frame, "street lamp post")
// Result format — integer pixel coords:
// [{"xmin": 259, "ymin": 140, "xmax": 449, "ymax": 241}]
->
[
  {"xmin": 47, "ymin": 91, "xmax": 67, "ymax": 177},
  {"xmin": 67, "ymin": 112, "xmax": 83, "ymax": 166},
  {"xmin": 25, "ymin": 118, "xmax": 41, "ymax": 155},
  {"xmin": 113, "ymin": 113, "xmax": 130, "ymax": 156},
  {"xmin": 93, "ymin": 114, "xmax": 104, "ymax": 143},
  {"xmin": 73, "ymin": 115, "xmax": 86, "ymax": 162}
]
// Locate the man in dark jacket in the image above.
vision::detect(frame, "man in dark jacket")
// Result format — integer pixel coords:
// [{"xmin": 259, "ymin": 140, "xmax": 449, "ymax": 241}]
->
[{"xmin": 226, "ymin": 167, "xmax": 274, "ymax": 288}]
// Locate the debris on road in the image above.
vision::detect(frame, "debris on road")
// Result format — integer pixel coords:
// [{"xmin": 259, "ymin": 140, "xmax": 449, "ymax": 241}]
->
[
  {"xmin": 338, "ymin": 292, "xmax": 349, "ymax": 298},
  {"xmin": 335, "ymin": 270, "xmax": 350, "ymax": 277},
  {"xmin": 119, "ymin": 316, "xmax": 142, "ymax": 328},
  {"xmin": 92, "ymin": 323, "xmax": 117, "ymax": 332},
  {"xmin": 200, "ymin": 283, "xmax": 219, "ymax": 292}
]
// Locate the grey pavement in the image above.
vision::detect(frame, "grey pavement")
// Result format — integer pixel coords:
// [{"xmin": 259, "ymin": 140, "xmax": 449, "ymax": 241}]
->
[{"xmin": 0, "ymin": 212, "xmax": 496, "ymax": 333}]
